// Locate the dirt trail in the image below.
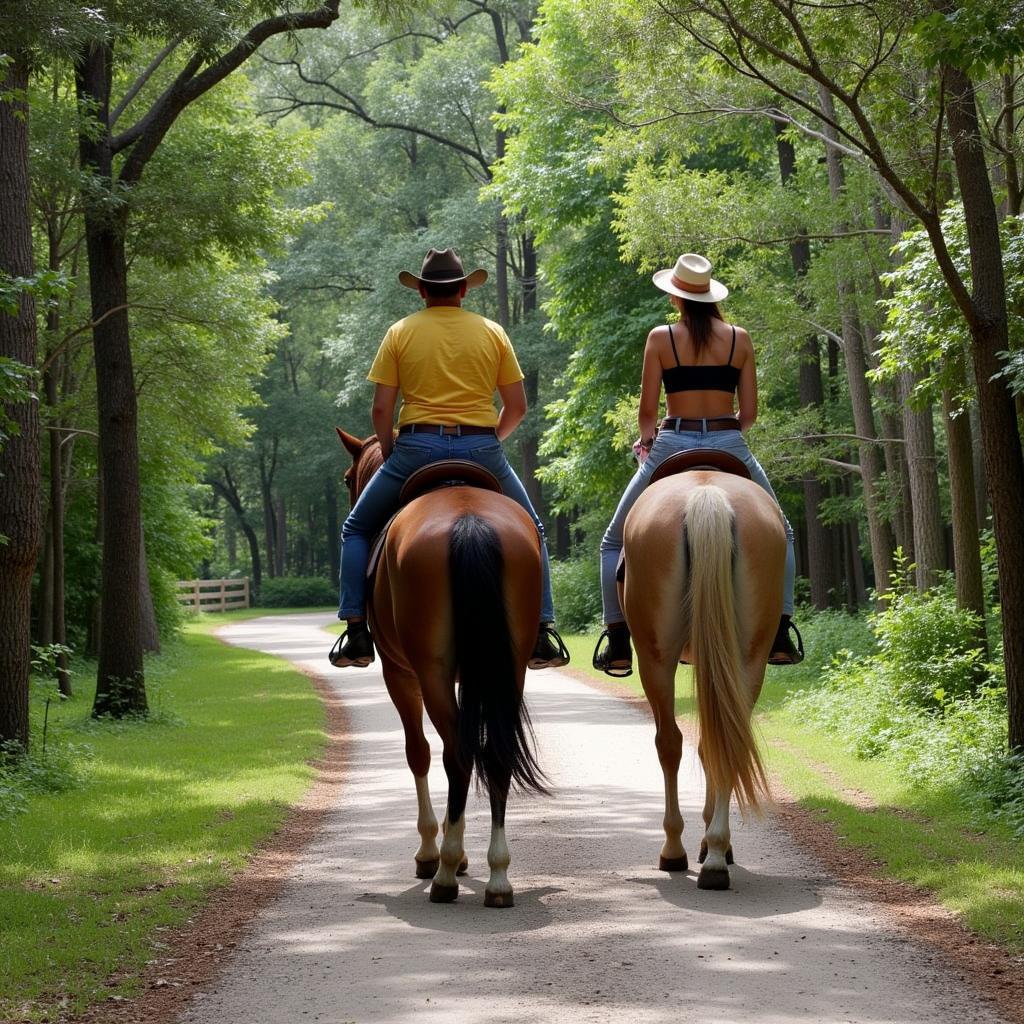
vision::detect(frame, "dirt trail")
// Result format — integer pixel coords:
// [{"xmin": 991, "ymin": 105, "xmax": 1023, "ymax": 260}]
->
[{"xmin": 173, "ymin": 612, "xmax": 1010, "ymax": 1024}]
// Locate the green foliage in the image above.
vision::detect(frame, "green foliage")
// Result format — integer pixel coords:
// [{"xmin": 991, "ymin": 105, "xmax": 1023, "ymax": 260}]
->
[
  {"xmin": 875, "ymin": 584, "xmax": 988, "ymax": 709},
  {"xmin": 256, "ymin": 575, "xmax": 336, "ymax": 607},
  {"xmin": 876, "ymin": 206, "xmax": 1024, "ymax": 408},
  {"xmin": 0, "ymin": 357, "xmax": 36, "ymax": 451},
  {"xmin": 0, "ymin": 738, "xmax": 85, "ymax": 823},
  {"xmin": 550, "ymin": 556, "xmax": 602, "ymax": 632},
  {"xmin": 912, "ymin": 3, "xmax": 1024, "ymax": 74},
  {"xmin": 786, "ymin": 594, "xmax": 1019, "ymax": 834}
]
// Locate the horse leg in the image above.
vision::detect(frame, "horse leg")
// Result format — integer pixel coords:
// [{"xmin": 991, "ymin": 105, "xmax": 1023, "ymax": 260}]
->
[
  {"xmin": 697, "ymin": 741, "xmax": 733, "ymax": 867},
  {"xmin": 484, "ymin": 770, "xmax": 514, "ymax": 908},
  {"xmin": 698, "ymin": 786, "xmax": 733, "ymax": 890},
  {"xmin": 380, "ymin": 655, "xmax": 439, "ymax": 878},
  {"xmin": 430, "ymin": 743, "xmax": 472, "ymax": 903},
  {"xmin": 418, "ymin": 685, "xmax": 471, "ymax": 903},
  {"xmin": 637, "ymin": 654, "xmax": 687, "ymax": 872}
]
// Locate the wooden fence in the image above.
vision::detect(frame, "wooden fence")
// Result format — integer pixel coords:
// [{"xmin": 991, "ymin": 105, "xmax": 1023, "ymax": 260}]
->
[{"xmin": 175, "ymin": 577, "xmax": 250, "ymax": 612}]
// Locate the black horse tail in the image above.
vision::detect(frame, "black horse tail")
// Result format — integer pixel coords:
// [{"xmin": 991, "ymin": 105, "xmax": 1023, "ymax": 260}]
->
[{"xmin": 449, "ymin": 512, "xmax": 548, "ymax": 800}]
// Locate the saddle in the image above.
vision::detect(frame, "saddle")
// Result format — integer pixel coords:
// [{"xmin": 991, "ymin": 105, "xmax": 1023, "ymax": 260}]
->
[
  {"xmin": 649, "ymin": 448, "xmax": 751, "ymax": 484},
  {"xmin": 616, "ymin": 448, "xmax": 751, "ymax": 585},
  {"xmin": 367, "ymin": 460, "xmax": 502, "ymax": 581}
]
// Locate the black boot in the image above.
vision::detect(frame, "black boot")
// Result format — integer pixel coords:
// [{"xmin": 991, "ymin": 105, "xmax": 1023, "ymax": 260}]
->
[
  {"xmin": 592, "ymin": 623, "xmax": 633, "ymax": 677},
  {"xmin": 768, "ymin": 615, "xmax": 804, "ymax": 665},
  {"xmin": 529, "ymin": 624, "xmax": 570, "ymax": 670},
  {"xmin": 329, "ymin": 620, "xmax": 375, "ymax": 668}
]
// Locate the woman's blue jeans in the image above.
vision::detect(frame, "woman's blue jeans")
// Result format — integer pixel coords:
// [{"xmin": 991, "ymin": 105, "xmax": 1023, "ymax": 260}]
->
[
  {"xmin": 339, "ymin": 431, "xmax": 554, "ymax": 623},
  {"xmin": 600, "ymin": 424, "xmax": 796, "ymax": 624}
]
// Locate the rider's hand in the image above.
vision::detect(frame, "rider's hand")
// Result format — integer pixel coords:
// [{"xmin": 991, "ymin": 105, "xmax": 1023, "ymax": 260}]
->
[{"xmin": 632, "ymin": 437, "xmax": 653, "ymax": 464}]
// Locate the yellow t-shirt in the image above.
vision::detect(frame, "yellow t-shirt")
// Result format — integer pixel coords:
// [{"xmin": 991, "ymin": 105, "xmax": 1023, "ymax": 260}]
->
[{"xmin": 367, "ymin": 306, "xmax": 524, "ymax": 427}]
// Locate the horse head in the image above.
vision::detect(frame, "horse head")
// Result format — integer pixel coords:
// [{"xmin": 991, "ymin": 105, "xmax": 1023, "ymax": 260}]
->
[{"xmin": 335, "ymin": 428, "xmax": 384, "ymax": 505}]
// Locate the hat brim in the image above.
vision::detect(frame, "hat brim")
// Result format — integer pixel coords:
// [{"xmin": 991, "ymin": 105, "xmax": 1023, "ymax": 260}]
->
[
  {"xmin": 652, "ymin": 268, "xmax": 728, "ymax": 303},
  {"xmin": 399, "ymin": 268, "xmax": 488, "ymax": 290}
]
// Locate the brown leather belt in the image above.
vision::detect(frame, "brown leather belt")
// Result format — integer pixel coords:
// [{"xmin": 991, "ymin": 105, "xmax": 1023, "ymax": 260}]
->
[
  {"xmin": 661, "ymin": 416, "xmax": 740, "ymax": 432},
  {"xmin": 399, "ymin": 423, "xmax": 497, "ymax": 436}
]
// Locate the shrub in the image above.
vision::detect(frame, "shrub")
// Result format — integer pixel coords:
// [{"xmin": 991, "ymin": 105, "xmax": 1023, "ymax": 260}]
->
[
  {"xmin": 874, "ymin": 585, "xmax": 986, "ymax": 709},
  {"xmin": 0, "ymin": 738, "xmax": 88, "ymax": 822},
  {"xmin": 550, "ymin": 556, "xmax": 602, "ymax": 633},
  {"xmin": 256, "ymin": 576, "xmax": 337, "ymax": 608},
  {"xmin": 783, "ymin": 593, "xmax": 1018, "ymax": 834}
]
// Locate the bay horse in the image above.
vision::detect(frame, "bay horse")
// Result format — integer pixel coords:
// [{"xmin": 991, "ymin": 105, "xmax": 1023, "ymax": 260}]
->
[
  {"xmin": 336, "ymin": 429, "xmax": 547, "ymax": 907},
  {"xmin": 621, "ymin": 453, "xmax": 786, "ymax": 889}
]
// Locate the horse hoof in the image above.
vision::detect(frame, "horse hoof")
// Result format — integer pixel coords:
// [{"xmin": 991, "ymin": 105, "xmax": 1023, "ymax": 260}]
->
[
  {"xmin": 484, "ymin": 890, "xmax": 514, "ymax": 908},
  {"xmin": 429, "ymin": 881, "xmax": 459, "ymax": 903},
  {"xmin": 697, "ymin": 866, "xmax": 730, "ymax": 891},
  {"xmin": 457, "ymin": 857, "xmax": 469, "ymax": 876},
  {"xmin": 415, "ymin": 858, "xmax": 439, "ymax": 879},
  {"xmin": 726, "ymin": 846, "xmax": 734, "ymax": 865},
  {"xmin": 659, "ymin": 854, "xmax": 688, "ymax": 872}
]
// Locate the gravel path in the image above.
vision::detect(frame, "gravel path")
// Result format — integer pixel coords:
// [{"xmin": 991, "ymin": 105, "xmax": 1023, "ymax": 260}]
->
[{"xmin": 178, "ymin": 611, "xmax": 1009, "ymax": 1024}]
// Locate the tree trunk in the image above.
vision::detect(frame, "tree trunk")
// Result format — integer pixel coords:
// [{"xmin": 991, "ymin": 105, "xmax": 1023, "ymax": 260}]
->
[
  {"xmin": 969, "ymin": 402, "xmax": 988, "ymax": 527},
  {"xmin": 45, "ymin": 340, "xmax": 70, "ymax": 695},
  {"xmin": 77, "ymin": 42, "xmax": 147, "ymax": 718},
  {"xmin": 139, "ymin": 530, "xmax": 160, "ymax": 653},
  {"xmin": 774, "ymin": 120, "xmax": 838, "ymax": 608},
  {"xmin": 325, "ymin": 479, "xmax": 340, "ymax": 583},
  {"xmin": 819, "ymin": 87, "xmax": 893, "ymax": 594},
  {"xmin": 900, "ymin": 370, "xmax": 945, "ymax": 591},
  {"xmin": 943, "ymin": 381, "xmax": 986, "ymax": 645},
  {"xmin": 0, "ymin": 54, "xmax": 42, "ymax": 752},
  {"xmin": 945, "ymin": 63, "xmax": 1024, "ymax": 751},
  {"xmin": 274, "ymin": 496, "xmax": 287, "ymax": 577},
  {"xmin": 260, "ymin": 454, "xmax": 276, "ymax": 578}
]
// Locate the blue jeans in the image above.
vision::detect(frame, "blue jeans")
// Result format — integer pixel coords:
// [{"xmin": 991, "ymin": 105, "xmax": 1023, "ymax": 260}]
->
[
  {"xmin": 600, "ymin": 425, "xmax": 796, "ymax": 623},
  {"xmin": 339, "ymin": 432, "xmax": 554, "ymax": 623}
]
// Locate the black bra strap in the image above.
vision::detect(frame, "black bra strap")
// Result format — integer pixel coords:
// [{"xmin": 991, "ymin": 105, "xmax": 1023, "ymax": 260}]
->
[
  {"xmin": 726, "ymin": 325, "xmax": 736, "ymax": 367},
  {"xmin": 667, "ymin": 323, "xmax": 681, "ymax": 366}
]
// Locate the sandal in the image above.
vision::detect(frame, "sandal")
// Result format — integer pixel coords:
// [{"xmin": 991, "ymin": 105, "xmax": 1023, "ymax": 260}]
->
[{"xmin": 592, "ymin": 627, "xmax": 633, "ymax": 678}]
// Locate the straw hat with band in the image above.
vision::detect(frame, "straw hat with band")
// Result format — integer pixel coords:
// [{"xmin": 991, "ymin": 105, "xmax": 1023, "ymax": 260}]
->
[
  {"xmin": 652, "ymin": 253, "xmax": 728, "ymax": 303},
  {"xmin": 399, "ymin": 247, "xmax": 488, "ymax": 290}
]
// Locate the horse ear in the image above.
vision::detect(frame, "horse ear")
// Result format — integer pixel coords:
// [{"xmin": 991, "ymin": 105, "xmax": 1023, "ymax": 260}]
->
[{"xmin": 335, "ymin": 428, "xmax": 365, "ymax": 457}]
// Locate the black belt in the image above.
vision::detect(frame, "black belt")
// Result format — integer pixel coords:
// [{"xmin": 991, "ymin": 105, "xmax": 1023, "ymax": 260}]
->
[
  {"xmin": 399, "ymin": 424, "xmax": 497, "ymax": 436},
  {"xmin": 661, "ymin": 416, "xmax": 740, "ymax": 432}
]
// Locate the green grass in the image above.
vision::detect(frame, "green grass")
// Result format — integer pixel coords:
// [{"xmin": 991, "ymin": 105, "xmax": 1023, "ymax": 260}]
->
[
  {"xmin": 561, "ymin": 631, "xmax": 1024, "ymax": 953},
  {"xmin": 0, "ymin": 619, "xmax": 327, "ymax": 1020}
]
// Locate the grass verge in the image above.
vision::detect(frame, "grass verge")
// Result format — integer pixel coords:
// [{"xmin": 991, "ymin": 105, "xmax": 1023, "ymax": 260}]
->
[
  {"xmin": 559, "ymin": 631, "xmax": 1024, "ymax": 953},
  {"xmin": 0, "ymin": 617, "xmax": 326, "ymax": 1021}
]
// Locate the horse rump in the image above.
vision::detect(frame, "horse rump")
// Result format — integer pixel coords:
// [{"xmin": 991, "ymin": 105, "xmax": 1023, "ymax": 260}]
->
[{"xmin": 448, "ymin": 512, "xmax": 548, "ymax": 798}]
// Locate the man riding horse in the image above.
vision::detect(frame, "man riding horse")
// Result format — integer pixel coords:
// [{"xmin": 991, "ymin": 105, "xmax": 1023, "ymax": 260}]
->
[{"xmin": 331, "ymin": 246, "xmax": 569, "ymax": 671}]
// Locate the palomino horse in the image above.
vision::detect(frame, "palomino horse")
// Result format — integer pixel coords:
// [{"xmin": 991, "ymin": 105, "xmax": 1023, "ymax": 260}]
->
[
  {"xmin": 336, "ymin": 429, "xmax": 547, "ymax": 907},
  {"xmin": 621, "ymin": 453, "xmax": 786, "ymax": 890}
]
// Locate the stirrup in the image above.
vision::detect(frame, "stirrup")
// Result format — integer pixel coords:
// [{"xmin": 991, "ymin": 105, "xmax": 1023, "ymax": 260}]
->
[
  {"xmin": 768, "ymin": 620, "xmax": 804, "ymax": 666},
  {"xmin": 529, "ymin": 625, "xmax": 570, "ymax": 669},
  {"xmin": 328, "ymin": 626, "xmax": 375, "ymax": 668},
  {"xmin": 592, "ymin": 628, "xmax": 633, "ymax": 678}
]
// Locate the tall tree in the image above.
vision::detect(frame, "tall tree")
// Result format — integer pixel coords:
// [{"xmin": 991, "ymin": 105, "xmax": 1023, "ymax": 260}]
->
[
  {"xmin": 0, "ymin": 51, "xmax": 41, "ymax": 751},
  {"xmin": 71, "ymin": 1, "xmax": 341, "ymax": 716}
]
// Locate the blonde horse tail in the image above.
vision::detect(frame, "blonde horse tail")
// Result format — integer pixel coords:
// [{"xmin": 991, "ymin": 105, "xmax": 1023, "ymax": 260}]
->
[{"xmin": 686, "ymin": 485, "xmax": 768, "ymax": 812}]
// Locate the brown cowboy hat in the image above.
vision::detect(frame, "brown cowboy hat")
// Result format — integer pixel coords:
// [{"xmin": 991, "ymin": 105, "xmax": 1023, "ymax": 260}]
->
[{"xmin": 398, "ymin": 247, "xmax": 488, "ymax": 290}]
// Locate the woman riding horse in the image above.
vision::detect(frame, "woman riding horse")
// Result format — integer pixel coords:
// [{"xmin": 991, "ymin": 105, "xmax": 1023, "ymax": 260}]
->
[
  {"xmin": 331, "ymin": 246, "xmax": 568, "ymax": 671},
  {"xmin": 593, "ymin": 253, "xmax": 802, "ymax": 676}
]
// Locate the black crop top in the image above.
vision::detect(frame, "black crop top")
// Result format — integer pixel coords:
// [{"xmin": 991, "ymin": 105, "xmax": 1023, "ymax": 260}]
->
[{"xmin": 662, "ymin": 324, "xmax": 741, "ymax": 394}]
